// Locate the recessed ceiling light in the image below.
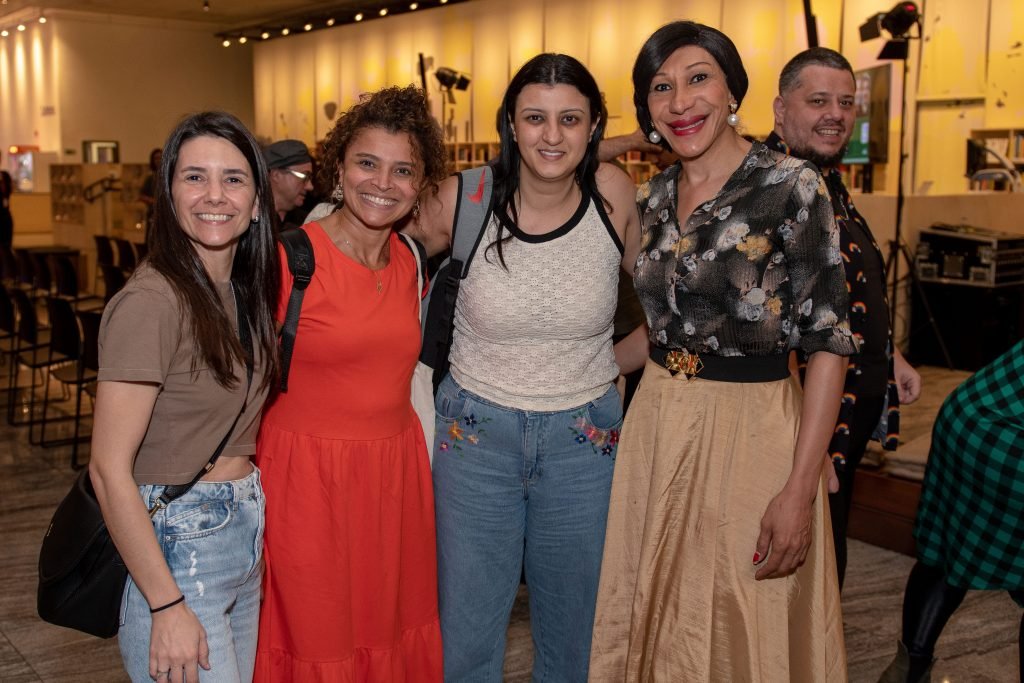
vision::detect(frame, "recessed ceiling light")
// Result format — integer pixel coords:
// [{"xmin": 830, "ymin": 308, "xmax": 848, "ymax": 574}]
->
[
  {"xmin": 261, "ymin": 31, "xmax": 270, "ymax": 39},
  {"xmin": 304, "ymin": 23, "xmax": 313, "ymax": 31},
  {"xmin": 410, "ymin": 2, "xmax": 418, "ymax": 8},
  {"xmin": 38, "ymin": 16, "xmax": 47, "ymax": 24},
  {"xmin": 238, "ymin": 36, "xmax": 247, "ymax": 43},
  {"xmin": 222, "ymin": 39, "xmax": 230, "ymax": 47},
  {"xmin": 326, "ymin": 18, "xmax": 336, "ymax": 26},
  {"xmin": 354, "ymin": 13, "xmax": 363, "ymax": 21},
  {"xmin": 281, "ymin": 27, "xmax": 290, "ymax": 35},
  {"xmin": 379, "ymin": 8, "xmax": 388, "ymax": 16},
  {"xmin": 17, "ymin": 24, "xmax": 26, "ymax": 31}
]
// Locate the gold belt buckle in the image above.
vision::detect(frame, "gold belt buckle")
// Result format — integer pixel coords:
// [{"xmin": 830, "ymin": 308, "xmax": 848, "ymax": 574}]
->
[{"xmin": 664, "ymin": 350, "xmax": 703, "ymax": 378}]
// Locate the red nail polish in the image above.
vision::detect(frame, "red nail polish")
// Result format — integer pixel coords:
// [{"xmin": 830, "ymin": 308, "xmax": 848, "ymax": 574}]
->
[{"xmin": 752, "ymin": 552, "xmax": 761, "ymax": 564}]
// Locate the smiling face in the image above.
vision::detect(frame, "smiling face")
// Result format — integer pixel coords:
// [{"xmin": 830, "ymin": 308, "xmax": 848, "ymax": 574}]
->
[
  {"xmin": 171, "ymin": 135, "xmax": 258, "ymax": 270},
  {"xmin": 512, "ymin": 83, "xmax": 598, "ymax": 184},
  {"xmin": 336, "ymin": 126, "xmax": 422, "ymax": 231},
  {"xmin": 773, "ymin": 65, "xmax": 856, "ymax": 170},
  {"xmin": 646, "ymin": 45, "xmax": 736, "ymax": 161}
]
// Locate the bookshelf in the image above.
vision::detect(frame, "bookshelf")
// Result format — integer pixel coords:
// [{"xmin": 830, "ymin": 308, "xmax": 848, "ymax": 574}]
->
[
  {"xmin": 968, "ymin": 128, "xmax": 1024, "ymax": 191},
  {"xmin": 445, "ymin": 141, "xmax": 501, "ymax": 172}
]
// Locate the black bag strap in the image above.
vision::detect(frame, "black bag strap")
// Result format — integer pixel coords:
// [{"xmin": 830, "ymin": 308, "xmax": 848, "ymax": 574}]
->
[
  {"xmin": 278, "ymin": 228, "xmax": 314, "ymax": 392},
  {"xmin": 149, "ymin": 285, "xmax": 254, "ymax": 516},
  {"xmin": 419, "ymin": 165, "xmax": 494, "ymax": 392}
]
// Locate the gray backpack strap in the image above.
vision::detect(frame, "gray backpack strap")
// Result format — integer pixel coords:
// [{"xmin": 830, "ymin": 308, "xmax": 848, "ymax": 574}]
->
[{"xmin": 418, "ymin": 165, "xmax": 494, "ymax": 392}]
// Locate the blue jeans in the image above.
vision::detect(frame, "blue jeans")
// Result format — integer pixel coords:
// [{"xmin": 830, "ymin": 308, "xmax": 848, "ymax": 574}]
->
[
  {"xmin": 119, "ymin": 466, "xmax": 265, "ymax": 682},
  {"xmin": 433, "ymin": 374, "xmax": 621, "ymax": 682}
]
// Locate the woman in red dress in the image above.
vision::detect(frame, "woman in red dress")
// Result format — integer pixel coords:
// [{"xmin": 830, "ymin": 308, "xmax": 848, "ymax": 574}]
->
[{"xmin": 254, "ymin": 86, "xmax": 448, "ymax": 681}]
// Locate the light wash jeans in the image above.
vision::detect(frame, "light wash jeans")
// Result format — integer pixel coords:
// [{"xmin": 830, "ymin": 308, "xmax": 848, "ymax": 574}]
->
[
  {"xmin": 118, "ymin": 467, "xmax": 265, "ymax": 682},
  {"xmin": 432, "ymin": 374, "xmax": 622, "ymax": 682}
]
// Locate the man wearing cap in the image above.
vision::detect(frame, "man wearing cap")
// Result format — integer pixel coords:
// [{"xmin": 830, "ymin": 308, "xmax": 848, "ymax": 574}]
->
[{"xmin": 264, "ymin": 139, "xmax": 313, "ymax": 230}]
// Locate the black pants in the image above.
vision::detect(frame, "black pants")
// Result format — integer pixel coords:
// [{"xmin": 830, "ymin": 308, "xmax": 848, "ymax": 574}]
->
[{"xmin": 827, "ymin": 393, "xmax": 886, "ymax": 590}]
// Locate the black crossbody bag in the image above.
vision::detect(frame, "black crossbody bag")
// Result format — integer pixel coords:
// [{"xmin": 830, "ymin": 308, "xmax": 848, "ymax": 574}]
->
[{"xmin": 37, "ymin": 287, "xmax": 254, "ymax": 639}]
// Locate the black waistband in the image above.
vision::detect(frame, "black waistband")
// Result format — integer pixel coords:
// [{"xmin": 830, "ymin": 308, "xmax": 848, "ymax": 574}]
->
[{"xmin": 649, "ymin": 347, "xmax": 791, "ymax": 383}]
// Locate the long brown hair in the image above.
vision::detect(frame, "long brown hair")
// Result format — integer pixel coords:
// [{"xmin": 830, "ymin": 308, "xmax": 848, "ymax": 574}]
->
[{"xmin": 148, "ymin": 111, "xmax": 279, "ymax": 389}]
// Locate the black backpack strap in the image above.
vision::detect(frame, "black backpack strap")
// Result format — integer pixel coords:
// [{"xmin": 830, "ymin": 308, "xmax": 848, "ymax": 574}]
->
[
  {"xmin": 278, "ymin": 228, "xmax": 315, "ymax": 392},
  {"xmin": 419, "ymin": 166, "xmax": 494, "ymax": 392}
]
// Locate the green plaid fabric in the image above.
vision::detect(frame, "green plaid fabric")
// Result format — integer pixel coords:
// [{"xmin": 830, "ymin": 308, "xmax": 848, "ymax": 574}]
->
[{"xmin": 914, "ymin": 339, "xmax": 1024, "ymax": 604}]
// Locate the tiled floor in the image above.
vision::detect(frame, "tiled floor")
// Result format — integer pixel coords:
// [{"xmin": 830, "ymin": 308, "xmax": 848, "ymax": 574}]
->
[{"xmin": 1, "ymin": 365, "xmax": 1019, "ymax": 682}]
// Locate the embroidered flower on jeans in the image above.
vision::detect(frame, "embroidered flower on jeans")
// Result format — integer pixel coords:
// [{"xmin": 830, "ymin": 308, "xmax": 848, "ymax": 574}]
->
[
  {"xmin": 446, "ymin": 414, "xmax": 491, "ymax": 453},
  {"xmin": 569, "ymin": 409, "xmax": 620, "ymax": 458}
]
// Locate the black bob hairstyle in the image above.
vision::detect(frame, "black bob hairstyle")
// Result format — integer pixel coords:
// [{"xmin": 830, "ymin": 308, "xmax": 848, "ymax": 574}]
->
[{"xmin": 632, "ymin": 21, "xmax": 749, "ymax": 149}]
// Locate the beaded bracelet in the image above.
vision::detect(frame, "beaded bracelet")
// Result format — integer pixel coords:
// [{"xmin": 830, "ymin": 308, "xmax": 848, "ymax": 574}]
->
[{"xmin": 149, "ymin": 595, "xmax": 185, "ymax": 614}]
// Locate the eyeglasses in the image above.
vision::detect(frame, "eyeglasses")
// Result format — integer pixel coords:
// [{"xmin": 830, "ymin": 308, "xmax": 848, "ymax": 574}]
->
[{"xmin": 283, "ymin": 168, "xmax": 311, "ymax": 182}]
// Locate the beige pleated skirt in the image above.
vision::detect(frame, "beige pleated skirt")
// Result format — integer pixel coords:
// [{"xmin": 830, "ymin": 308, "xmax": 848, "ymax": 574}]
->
[{"xmin": 589, "ymin": 359, "xmax": 847, "ymax": 682}]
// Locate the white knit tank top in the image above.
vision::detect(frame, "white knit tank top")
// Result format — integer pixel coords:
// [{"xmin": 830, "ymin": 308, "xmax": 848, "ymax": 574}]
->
[{"xmin": 449, "ymin": 192, "xmax": 623, "ymax": 411}]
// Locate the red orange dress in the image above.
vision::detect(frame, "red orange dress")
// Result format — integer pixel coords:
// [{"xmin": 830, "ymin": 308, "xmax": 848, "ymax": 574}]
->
[{"xmin": 254, "ymin": 223, "xmax": 442, "ymax": 682}]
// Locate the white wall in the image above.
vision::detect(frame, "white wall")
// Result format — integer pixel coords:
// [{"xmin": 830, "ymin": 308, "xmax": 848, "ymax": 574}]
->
[{"xmin": 0, "ymin": 10, "xmax": 255, "ymax": 165}]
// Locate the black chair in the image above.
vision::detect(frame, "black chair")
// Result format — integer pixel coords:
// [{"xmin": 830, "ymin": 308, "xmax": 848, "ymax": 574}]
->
[
  {"xmin": 52, "ymin": 254, "xmax": 104, "ymax": 311},
  {"xmin": 7, "ymin": 288, "xmax": 62, "ymax": 427},
  {"xmin": 0, "ymin": 246, "xmax": 20, "ymax": 287},
  {"xmin": 93, "ymin": 235, "xmax": 116, "ymax": 291},
  {"xmin": 100, "ymin": 264, "xmax": 127, "ymax": 303},
  {"xmin": 13, "ymin": 248, "xmax": 37, "ymax": 291},
  {"xmin": 30, "ymin": 251, "xmax": 55, "ymax": 297},
  {"xmin": 113, "ymin": 238, "xmax": 137, "ymax": 272},
  {"xmin": 37, "ymin": 297, "xmax": 98, "ymax": 468},
  {"xmin": 0, "ymin": 284, "xmax": 18, "ymax": 369}
]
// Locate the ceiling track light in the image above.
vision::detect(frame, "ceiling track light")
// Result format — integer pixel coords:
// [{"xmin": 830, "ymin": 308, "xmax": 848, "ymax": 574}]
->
[{"xmin": 218, "ymin": 0, "xmax": 466, "ymax": 43}]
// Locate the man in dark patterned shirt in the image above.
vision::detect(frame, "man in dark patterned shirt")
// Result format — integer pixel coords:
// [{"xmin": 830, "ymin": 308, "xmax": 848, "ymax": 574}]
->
[{"xmin": 766, "ymin": 47, "xmax": 922, "ymax": 589}]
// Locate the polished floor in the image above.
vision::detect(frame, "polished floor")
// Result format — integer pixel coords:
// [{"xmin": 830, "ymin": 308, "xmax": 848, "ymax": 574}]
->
[{"xmin": 0, "ymin": 365, "xmax": 1019, "ymax": 682}]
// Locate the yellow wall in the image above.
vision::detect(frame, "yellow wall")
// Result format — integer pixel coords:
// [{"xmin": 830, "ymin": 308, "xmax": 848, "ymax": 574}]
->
[{"xmin": 247, "ymin": 0, "xmax": 1017, "ymax": 199}]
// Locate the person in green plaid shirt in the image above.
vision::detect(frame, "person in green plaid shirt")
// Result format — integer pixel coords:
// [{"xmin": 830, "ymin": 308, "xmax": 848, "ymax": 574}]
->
[{"xmin": 880, "ymin": 339, "xmax": 1024, "ymax": 682}]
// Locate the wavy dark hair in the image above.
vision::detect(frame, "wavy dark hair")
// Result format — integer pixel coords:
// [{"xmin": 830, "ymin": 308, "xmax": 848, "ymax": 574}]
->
[
  {"xmin": 318, "ymin": 85, "xmax": 448, "ymax": 206},
  {"xmin": 149, "ymin": 111, "xmax": 279, "ymax": 390},
  {"xmin": 633, "ymin": 21, "xmax": 748, "ymax": 150},
  {"xmin": 489, "ymin": 53, "xmax": 609, "ymax": 267}
]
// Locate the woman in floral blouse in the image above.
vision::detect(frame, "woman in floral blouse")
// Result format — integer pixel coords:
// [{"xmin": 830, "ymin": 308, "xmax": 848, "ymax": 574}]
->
[{"xmin": 589, "ymin": 22, "xmax": 857, "ymax": 681}]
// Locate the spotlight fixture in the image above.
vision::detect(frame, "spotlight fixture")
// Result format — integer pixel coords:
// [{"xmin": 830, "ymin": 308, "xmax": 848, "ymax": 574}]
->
[
  {"xmin": 441, "ymin": 0, "xmax": 448, "ymax": 4},
  {"xmin": 304, "ymin": 23, "xmax": 313, "ymax": 31},
  {"xmin": 435, "ymin": 67, "xmax": 471, "ymax": 91},
  {"xmin": 355, "ymin": 12, "xmax": 364, "ymax": 21},
  {"xmin": 261, "ymin": 31, "xmax": 270, "ymax": 39},
  {"xmin": 0, "ymin": 30, "xmax": 7, "ymax": 37},
  {"xmin": 379, "ymin": 8, "xmax": 388, "ymax": 16},
  {"xmin": 38, "ymin": 16, "xmax": 46, "ymax": 24},
  {"xmin": 410, "ymin": 2, "xmax": 418, "ymax": 8},
  {"xmin": 859, "ymin": 1, "xmax": 920, "ymax": 59},
  {"xmin": 222, "ymin": 39, "xmax": 230, "ymax": 47},
  {"xmin": 281, "ymin": 27, "xmax": 290, "ymax": 35},
  {"xmin": 238, "ymin": 36, "xmax": 247, "ymax": 44},
  {"xmin": 326, "ymin": 18, "xmax": 336, "ymax": 26},
  {"xmin": 17, "ymin": 23, "xmax": 26, "ymax": 31}
]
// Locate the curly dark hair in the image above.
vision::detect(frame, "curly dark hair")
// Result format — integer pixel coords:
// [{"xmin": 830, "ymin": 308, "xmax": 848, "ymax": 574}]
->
[{"xmin": 317, "ymin": 85, "xmax": 447, "ymax": 203}]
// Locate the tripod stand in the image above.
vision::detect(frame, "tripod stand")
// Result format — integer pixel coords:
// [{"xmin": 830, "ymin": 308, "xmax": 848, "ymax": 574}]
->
[
  {"xmin": 883, "ymin": 237, "xmax": 953, "ymax": 369},
  {"xmin": 878, "ymin": 16, "xmax": 953, "ymax": 369}
]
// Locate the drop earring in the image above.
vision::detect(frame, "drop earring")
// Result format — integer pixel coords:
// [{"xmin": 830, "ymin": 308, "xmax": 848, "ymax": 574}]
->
[
  {"xmin": 648, "ymin": 129, "xmax": 662, "ymax": 144},
  {"xmin": 331, "ymin": 184, "xmax": 344, "ymax": 203},
  {"xmin": 727, "ymin": 102, "xmax": 740, "ymax": 127}
]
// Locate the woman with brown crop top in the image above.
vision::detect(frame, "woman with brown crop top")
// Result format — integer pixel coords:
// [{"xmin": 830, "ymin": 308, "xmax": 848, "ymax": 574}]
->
[{"xmin": 88, "ymin": 112, "xmax": 279, "ymax": 683}]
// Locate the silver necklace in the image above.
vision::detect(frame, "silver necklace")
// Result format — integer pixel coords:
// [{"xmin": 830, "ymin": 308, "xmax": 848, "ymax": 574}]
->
[{"xmin": 338, "ymin": 232, "xmax": 387, "ymax": 294}]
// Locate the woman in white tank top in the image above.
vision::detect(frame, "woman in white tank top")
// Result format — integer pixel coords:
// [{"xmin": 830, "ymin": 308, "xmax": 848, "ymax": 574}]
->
[{"xmin": 407, "ymin": 53, "xmax": 647, "ymax": 682}]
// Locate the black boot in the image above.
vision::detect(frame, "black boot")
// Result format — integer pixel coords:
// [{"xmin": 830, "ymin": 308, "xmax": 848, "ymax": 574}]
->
[{"xmin": 877, "ymin": 641, "xmax": 934, "ymax": 683}]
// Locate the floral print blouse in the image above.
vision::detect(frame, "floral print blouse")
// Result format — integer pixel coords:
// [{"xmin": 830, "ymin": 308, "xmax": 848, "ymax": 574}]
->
[{"xmin": 634, "ymin": 142, "xmax": 857, "ymax": 359}]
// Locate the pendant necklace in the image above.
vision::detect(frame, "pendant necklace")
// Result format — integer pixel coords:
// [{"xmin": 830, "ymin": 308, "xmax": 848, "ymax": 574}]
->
[{"xmin": 338, "ymin": 231, "xmax": 387, "ymax": 293}]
